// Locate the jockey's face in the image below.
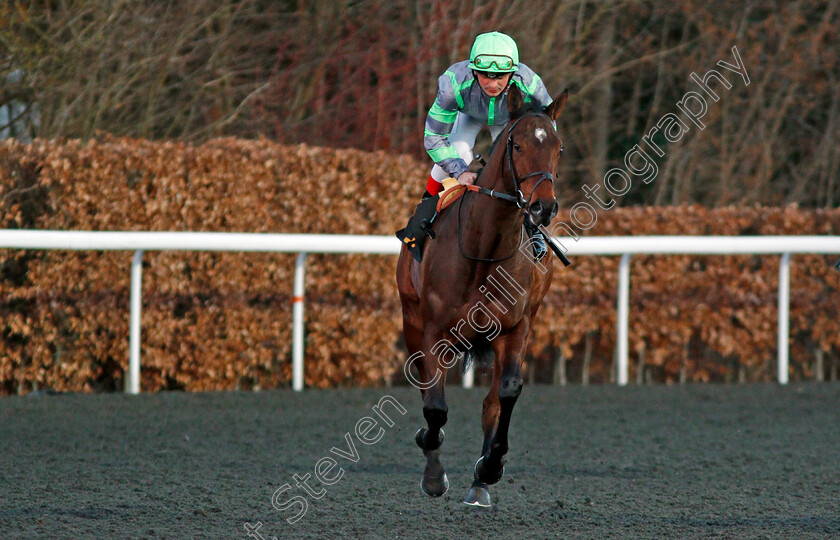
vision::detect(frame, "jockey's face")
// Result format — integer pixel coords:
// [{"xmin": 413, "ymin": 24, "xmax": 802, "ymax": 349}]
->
[{"xmin": 474, "ymin": 71, "xmax": 512, "ymax": 97}]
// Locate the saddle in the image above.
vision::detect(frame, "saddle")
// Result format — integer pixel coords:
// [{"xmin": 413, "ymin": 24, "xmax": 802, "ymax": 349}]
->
[{"xmin": 396, "ymin": 178, "xmax": 465, "ymax": 262}]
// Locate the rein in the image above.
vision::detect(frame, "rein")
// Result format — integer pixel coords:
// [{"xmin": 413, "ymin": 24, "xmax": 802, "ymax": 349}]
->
[
  {"xmin": 457, "ymin": 111, "xmax": 556, "ymax": 263},
  {"xmin": 460, "ymin": 184, "xmax": 520, "ymax": 204}
]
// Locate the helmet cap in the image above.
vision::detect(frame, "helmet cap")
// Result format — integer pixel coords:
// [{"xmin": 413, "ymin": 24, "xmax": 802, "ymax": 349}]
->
[{"xmin": 468, "ymin": 32, "xmax": 519, "ymax": 73}]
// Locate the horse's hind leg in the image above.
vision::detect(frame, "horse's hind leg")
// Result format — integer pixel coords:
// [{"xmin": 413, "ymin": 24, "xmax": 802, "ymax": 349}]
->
[
  {"xmin": 464, "ymin": 323, "xmax": 527, "ymax": 507},
  {"xmin": 475, "ymin": 364, "xmax": 521, "ymax": 480},
  {"xmin": 464, "ymin": 378, "xmax": 499, "ymax": 507},
  {"xmin": 464, "ymin": 363, "xmax": 503, "ymax": 507}
]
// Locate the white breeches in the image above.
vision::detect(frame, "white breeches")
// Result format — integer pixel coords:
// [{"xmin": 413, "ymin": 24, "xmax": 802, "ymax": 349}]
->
[{"xmin": 429, "ymin": 114, "xmax": 505, "ymax": 182}]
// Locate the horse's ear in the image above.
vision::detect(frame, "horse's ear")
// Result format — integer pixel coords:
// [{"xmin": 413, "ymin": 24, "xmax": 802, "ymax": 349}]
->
[
  {"xmin": 507, "ymin": 85, "xmax": 524, "ymax": 116},
  {"xmin": 544, "ymin": 88, "xmax": 569, "ymax": 121}
]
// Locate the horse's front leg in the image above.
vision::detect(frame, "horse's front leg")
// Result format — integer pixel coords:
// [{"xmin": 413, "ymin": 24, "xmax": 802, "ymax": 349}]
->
[
  {"xmin": 465, "ymin": 322, "xmax": 528, "ymax": 507},
  {"xmin": 413, "ymin": 329, "xmax": 450, "ymax": 497}
]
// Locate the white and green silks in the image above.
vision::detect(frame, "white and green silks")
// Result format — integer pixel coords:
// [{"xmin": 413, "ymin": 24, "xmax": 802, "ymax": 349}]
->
[{"xmin": 424, "ymin": 60, "xmax": 553, "ymax": 182}]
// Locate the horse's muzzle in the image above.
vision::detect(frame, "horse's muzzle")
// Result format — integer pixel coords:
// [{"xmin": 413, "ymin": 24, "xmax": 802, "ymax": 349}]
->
[{"xmin": 528, "ymin": 200, "xmax": 559, "ymax": 227}]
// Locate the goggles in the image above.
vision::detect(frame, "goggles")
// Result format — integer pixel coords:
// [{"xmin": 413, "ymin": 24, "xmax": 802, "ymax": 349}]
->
[{"xmin": 471, "ymin": 54, "xmax": 515, "ymax": 71}]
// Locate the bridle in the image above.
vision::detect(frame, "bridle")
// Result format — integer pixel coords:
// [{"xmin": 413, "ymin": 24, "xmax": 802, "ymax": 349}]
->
[
  {"xmin": 505, "ymin": 111, "xmax": 560, "ymax": 209},
  {"xmin": 458, "ymin": 110, "xmax": 561, "ymax": 262}
]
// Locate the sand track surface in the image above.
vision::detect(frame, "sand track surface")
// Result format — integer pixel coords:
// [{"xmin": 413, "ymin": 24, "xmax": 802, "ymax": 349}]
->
[{"xmin": 2, "ymin": 384, "xmax": 839, "ymax": 539}]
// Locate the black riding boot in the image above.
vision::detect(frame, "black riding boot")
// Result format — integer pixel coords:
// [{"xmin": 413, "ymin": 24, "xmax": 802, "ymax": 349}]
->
[{"xmin": 524, "ymin": 223, "xmax": 548, "ymax": 261}]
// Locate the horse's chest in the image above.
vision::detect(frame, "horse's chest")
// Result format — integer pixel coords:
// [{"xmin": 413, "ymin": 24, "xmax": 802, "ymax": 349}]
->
[{"xmin": 433, "ymin": 284, "xmax": 531, "ymax": 338}]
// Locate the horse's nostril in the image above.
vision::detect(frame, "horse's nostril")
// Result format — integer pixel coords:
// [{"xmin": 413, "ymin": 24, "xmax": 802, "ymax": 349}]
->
[
  {"xmin": 529, "ymin": 202, "xmax": 544, "ymax": 216},
  {"xmin": 550, "ymin": 201, "xmax": 559, "ymax": 217}
]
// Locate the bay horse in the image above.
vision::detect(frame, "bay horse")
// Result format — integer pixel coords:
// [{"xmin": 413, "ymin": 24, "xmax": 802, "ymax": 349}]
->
[{"xmin": 396, "ymin": 86, "xmax": 568, "ymax": 507}]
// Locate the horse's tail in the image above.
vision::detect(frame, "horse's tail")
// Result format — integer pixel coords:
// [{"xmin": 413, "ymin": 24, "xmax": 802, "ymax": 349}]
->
[{"xmin": 461, "ymin": 337, "xmax": 494, "ymax": 376}]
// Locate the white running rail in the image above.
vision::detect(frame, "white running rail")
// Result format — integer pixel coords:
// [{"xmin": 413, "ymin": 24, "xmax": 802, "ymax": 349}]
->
[{"xmin": 2, "ymin": 230, "xmax": 839, "ymax": 392}]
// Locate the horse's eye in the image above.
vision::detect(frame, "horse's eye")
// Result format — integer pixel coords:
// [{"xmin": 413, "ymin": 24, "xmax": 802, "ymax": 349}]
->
[
  {"xmin": 513, "ymin": 143, "xmax": 521, "ymax": 152},
  {"xmin": 559, "ymin": 145, "xmax": 565, "ymax": 154}
]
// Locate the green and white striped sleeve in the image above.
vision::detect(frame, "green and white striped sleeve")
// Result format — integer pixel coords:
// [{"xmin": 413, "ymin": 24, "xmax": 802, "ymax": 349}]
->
[{"xmin": 424, "ymin": 70, "xmax": 470, "ymax": 178}]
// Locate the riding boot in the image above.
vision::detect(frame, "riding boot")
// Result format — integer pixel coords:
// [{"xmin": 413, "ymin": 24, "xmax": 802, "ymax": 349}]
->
[
  {"xmin": 422, "ymin": 189, "xmax": 433, "ymax": 201},
  {"xmin": 524, "ymin": 223, "xmax": 548, "ymax": 261},
  {"xmin": 531, "ymin": 232, "xmax": 548, "ymax": 261}
]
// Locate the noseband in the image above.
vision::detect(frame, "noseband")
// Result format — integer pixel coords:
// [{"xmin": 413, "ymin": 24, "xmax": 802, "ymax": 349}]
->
[{"xmin": 457, "ymin": 111, "xmax": 559, "ymax": 262}]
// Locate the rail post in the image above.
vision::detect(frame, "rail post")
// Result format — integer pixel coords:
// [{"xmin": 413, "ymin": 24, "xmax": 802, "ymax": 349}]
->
[
  {"xmin": 462, "ymin": 361, "xmax": 474, "ymax": 388},
  {"xmin": 777, "ymin": 252, "xmax": 791, "ymax": 384},
  {"xmin": 129, "ymin": 250, "xmax": 144, "ymax": 394},
  {"xmin": 617, "ymin": 254, "xmax": 631, "ymax": 386},
  {"xmin": 292, "ymin": 253, "xmax": 307, "ymax": 391}
]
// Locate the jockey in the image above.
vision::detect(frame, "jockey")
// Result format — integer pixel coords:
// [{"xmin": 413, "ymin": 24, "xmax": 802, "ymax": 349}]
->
[
  {"xmin": 424, "ymin": 31, "xmax": 554, "ymax": 197},
  {"xmin": 422, "ymin": 31, "xmax": 554, "ymax": 258}
]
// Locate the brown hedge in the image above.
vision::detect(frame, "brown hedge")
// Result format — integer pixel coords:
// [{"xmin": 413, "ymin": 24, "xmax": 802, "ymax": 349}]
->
[{"xmin": 1, "ymin": 137, "xmax": 839, "ymax": 394}]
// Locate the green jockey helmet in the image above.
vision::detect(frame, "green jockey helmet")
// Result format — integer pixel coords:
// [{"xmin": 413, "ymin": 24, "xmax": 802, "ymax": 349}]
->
[{"xmin": 468, "ymin": 31, "xmax": 519, "ymax": 73}]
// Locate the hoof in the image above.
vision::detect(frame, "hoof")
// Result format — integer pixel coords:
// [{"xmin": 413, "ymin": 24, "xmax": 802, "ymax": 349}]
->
[
  {"xmin": 420, "ymin": 471, "xmax": 449, "ymax": 498},
  {"xmin": 419, "ymin": 442, "xmax": 448, "ymax": 498},
  {"xmin": 474, "ymin": 454, "xmax": 505, "ymax": 485},
  {"xmin": 463, "ymin": 481, "xmax": 492, "ymax": 507},
  {"xmin": 415, "ymin": 427, "xmax": 445, "ymax": 451}
]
